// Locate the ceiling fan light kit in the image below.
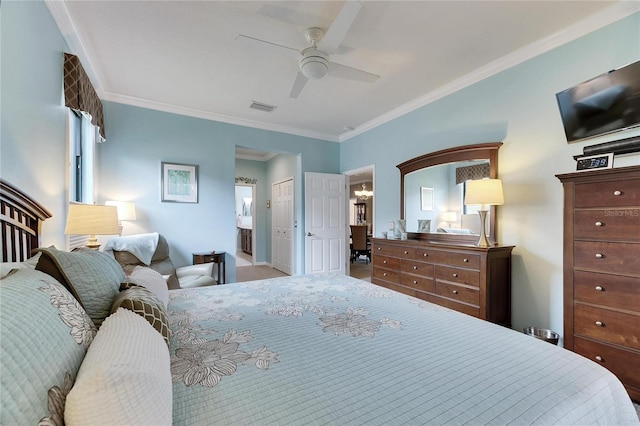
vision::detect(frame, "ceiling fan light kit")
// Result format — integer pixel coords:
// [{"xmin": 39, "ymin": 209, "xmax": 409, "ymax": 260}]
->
[{"xmin": 299, "ymin": 48, "xmax": 329, "ymax": 79}]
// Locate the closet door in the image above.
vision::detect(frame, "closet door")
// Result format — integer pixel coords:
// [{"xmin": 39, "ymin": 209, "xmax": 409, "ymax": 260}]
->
[{"xmin": 272, "ymin": 179, "xmax": 293, "ymax": 274}]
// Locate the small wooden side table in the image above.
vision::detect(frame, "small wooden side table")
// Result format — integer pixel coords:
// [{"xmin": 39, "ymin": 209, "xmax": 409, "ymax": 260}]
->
[{"xmin": 192, "ymin": 251, "xmax": 226, "ymax": 284}]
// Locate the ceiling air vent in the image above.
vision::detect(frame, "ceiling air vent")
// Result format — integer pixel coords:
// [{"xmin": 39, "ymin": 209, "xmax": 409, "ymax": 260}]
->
[{"xmin": 249, "ymin": 101, "xmax": 277, "ymax": 113}]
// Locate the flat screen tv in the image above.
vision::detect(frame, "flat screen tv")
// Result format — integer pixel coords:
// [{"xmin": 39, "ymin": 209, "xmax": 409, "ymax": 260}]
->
[{"xmin": 556, "ymin": 60, "xmax": 640, "ymax": 143}]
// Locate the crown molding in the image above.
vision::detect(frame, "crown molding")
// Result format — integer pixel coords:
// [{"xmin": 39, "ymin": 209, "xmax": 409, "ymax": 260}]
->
[
  {"xmin": 103, "ymin": 92, "xmax": 338, "ymax": 142},
  {"xmin": 44, "ymin": 0, "xmax": 105, "ymax": 97},
  {"xmin": 338, "ymin": 2, "xmax": 640, "ymax": 142}
]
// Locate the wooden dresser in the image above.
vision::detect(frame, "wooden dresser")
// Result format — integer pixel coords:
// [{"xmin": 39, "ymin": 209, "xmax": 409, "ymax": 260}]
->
[
  {"xmin": 557, "ymin": 166, "xmax": 640, "ymax": 401},
  {"xmin": 371, "ymin": 238, "xmax": 514, "ymax": 327}
]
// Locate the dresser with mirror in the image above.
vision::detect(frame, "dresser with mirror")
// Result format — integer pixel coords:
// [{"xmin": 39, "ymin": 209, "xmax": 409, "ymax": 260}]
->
[{"xmin": 371, "ymin": 143, "xmax": 515, "ymax": 327}]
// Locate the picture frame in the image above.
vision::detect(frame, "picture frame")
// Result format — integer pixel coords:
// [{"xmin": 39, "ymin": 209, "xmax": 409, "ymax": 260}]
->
[
  {"xmin": 420, "ymin": 187, "xmax": 434, "ymax": 211},
  {"xmin": 161, "ymin": 162, "xmax": 198, "ymax": 203}
]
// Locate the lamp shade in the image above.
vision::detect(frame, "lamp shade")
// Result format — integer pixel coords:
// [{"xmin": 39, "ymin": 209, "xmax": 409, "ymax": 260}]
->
[
  {"xmin": 64, "ymin": 204, "xmax": 119, "ymax": 236},
  {"xmin": 440, "ymin": 211, "xmax": 458, "ymax": 223},
  {"xmin": 464, "ymin": 179, "xmax": 504, "ymax": 207},
  {"xmin": 105, "ymin": 201, "xmax": 137, "ymax": 221}
]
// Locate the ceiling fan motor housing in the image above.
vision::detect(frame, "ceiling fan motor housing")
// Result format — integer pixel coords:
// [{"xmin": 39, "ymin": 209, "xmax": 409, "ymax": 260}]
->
[{"xmin": 299, "ymin": 47, "xmax": 329, "ymax": 79}]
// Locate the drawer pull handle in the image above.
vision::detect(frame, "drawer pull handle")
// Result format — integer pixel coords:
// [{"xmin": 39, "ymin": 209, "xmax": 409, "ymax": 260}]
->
[
  {"xmin": 452, "ymin": 290, "xmax": 458, "ymax": 295},
  {"xmin": 383, "ymin": 273, "xmax": 388, "ymax": 277},
  {"xmin": 383, "ymin": 260, "xmax": 387, "ymax": 264},
  {"xmin": 613, "ymin": 190, "xmax": 622, "ymax": 196},
  {"xmin": 463, "ymin": 258, "xmax": 469, "ymax": 262},
  {"xmin": 594, "ymin": 221, "xmax": 603, "ymax": 227},
  {"xmin": 595, "ymin": 321, "xmax": 604, "ymax": 327},
  {"xmin": 423, "ymin": 253, "xmax": 428, "ymax": 257},
  {"xmin": 452, "ymin": 273, "xmax": 458, "ymax": 277},
  {"xmin": 595, "ymin": 355, "xmax": 603, "ymax": 362},
  {"xmin": 595, "ymin": 253, "xmax": 604, "ymax": 259},
  {"xmin": 413, "ymin": 280, "xmax": 418, "ymax": 284},
  {"xmin": 377, "ymin": 247, "xmax": 381, "ymax": 251},
  {"xmin": 413, "ymin": 266, "xmax": 418, "ymax": 270},
  {"xmin": 404, "ymin": 251, "xmax": 409, "ymax": 254},
  {"xmin": 595, "ymin": 285, "xmax": 603, "ymax": 291}
]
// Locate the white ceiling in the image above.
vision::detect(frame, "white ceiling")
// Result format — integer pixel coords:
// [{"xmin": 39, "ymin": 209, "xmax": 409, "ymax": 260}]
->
[{"xmin": 46, "ymin": 1, "xmax": 637, "ymax": 144}]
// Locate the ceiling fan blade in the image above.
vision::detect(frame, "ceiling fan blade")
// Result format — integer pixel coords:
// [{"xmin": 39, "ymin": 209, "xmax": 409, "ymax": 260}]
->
[
  {"xmin": 289, "ymin": 72, "xmax": 309, "ymax": 98},
  {"xmin": 328, "ymin": 62, "xmax": 379, "ymax": 83},
  {"xmin": 236, "ymin": 34, "xmax": 300, "ymax": 55},
  {"xmin": 317, "ymin": 1, "xmax": 361, "ymax": 53}
]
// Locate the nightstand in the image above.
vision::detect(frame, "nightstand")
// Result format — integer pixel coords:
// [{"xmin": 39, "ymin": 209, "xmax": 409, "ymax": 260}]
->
[{"xmin": 192, "ymin": 251, "xmax": 226, "ymax": 284}]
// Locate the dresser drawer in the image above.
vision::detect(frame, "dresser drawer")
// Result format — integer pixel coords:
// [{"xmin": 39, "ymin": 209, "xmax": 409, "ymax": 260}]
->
[
  {"xmin": 574, "ymin": 337, "xmax": 640, "ymax": 391},
  {"xmin": 400, "ymin": 273, "xmax": 435, "ymax": 293},
  {"xmin": 372, "ymin": 267, "xmax": 399, "ymax": 284},
  {"xmin": 435, "ymin": 265, "xmax": 480, "ymax": 287},
  {"xmin": 435, "ymin": 282, "xmax": 479, "ymax": 306},
  {"xmin": 574, "ymin": 304, "xmax": 640, "ymax": 350},
  {"xmin": 574, "ymin": 271, "xmax": 640, "ymax": 312},
  {"xmin": 574, "ymin": 178, "xmax": 640, "ymax": 208},
  {"xmin": 574, "ymin": 210, "xmax": 640, "ymax": 241},
  {"xmin": 400, "ymin": 259, "xmax": 434, "ymax": 277},
  {"xmin": 373, "ymin": 255, "xmax": 399, "ymax": 270},
  {"xmin": 416, "ymin": 248, "xmax": 480, "ymax": 269},
  {"xmin": 574, "ymin": 241, "xmax": 640, "ymax": 275},
  {"xmin": 373, "ymin": 243, "xmax": 414, "ymax": 259}
]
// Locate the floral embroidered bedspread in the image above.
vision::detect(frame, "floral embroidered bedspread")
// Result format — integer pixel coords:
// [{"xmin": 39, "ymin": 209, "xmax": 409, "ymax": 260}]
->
[{"xmin": 167, "ymin": 273, "xmax": 638, "ymax": 425}]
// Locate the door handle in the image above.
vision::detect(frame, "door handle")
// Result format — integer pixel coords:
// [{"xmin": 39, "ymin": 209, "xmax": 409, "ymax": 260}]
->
[{"xmin": 306, "ymin": 232, "xmax": 314, "ymax": 237}]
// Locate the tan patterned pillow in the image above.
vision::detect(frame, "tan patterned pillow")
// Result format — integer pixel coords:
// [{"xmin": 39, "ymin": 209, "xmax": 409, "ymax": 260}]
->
[{"xmin": 111, "ymin": 285, "xmax": 170, "ymax": 346}]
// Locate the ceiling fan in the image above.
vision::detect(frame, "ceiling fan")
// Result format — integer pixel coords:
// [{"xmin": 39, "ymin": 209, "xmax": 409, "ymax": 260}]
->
[{"xmin": 237, "ymin": 1, "xmax": 380, "ymax": 98}]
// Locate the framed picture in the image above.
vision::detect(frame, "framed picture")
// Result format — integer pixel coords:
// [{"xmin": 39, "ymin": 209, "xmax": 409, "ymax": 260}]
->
[
  {"xmin": 161, "ymin": 162, "xmax": 198, "ymax": 203},
  {"xmin": 420, "ymin": 187, "xmax": 433, "ymax": 211}
]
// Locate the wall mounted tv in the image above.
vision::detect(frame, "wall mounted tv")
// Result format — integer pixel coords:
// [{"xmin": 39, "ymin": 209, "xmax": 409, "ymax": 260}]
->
[{"xmin": 556, "ymin": 60, "xmax": 640, "ymax": 143}]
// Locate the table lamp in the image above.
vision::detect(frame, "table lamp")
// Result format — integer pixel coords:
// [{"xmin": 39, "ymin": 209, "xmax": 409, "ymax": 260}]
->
[
  {"xmin": 64, "ymin": 204, "xmax": 119, "ymax": 250},
  {"xmin": 105, "ymin": 200, "xmax": 136, "ymax": 235},
  {"xmin": 464, "ymin": 179, "xmax": 504, "ymax": 247}
]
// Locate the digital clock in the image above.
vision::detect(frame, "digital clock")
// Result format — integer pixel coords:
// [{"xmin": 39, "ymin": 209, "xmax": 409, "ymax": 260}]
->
[{"xmin": 575, "ymin": 153, "xmax": 613, "ymax": 171}]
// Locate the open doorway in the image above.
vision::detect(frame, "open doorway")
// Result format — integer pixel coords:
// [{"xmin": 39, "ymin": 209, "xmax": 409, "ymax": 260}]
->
[
  {"xmin": 344, "ymin": 165, "xmax": 374, "ymax": 282},
  {"xmin": 235, "ymin": 184, "xmax": 255, "ymax": 267}
]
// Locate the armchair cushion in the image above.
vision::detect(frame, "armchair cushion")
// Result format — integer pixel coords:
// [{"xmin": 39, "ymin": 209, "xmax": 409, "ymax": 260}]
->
[{"xmin": 108, "ymin": 234, "xmax": 217, "ymax": 289}]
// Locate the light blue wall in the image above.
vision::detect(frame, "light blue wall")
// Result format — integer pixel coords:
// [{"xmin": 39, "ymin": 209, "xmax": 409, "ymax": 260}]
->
[
  {"xmin": 1, "ymin": 0, "xmax": 70, "ymax": 248},
  {"xmin": 99, "ymin": 102, "xmax": 338, "ymax": 281},
  {"xmin": 340, "ymin": 13, "xmax": 640, "ymax": 339}
]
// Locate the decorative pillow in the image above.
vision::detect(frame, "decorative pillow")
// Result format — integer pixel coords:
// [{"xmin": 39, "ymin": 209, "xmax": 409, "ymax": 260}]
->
[
  {"xmin": 111, "ymin": 285, "xmax": 170, "ymax": 345},
  {"xmin": 64, "ymin": 308, "xmax": 172, "ymax": 425},
  {"xmin": 35, "ymin": 246, "xmax": 125, "ymax": 327},
  {"xmin": 0, "ymin": 268, "xmax": 96, "ymax": 425},
  {"xmin": 0, "ymin": 252, "xmax": 42, "ymax": 278},
  {"xmin": 126, "ymin": 266, "xmax": 169, "ymax": 307}
]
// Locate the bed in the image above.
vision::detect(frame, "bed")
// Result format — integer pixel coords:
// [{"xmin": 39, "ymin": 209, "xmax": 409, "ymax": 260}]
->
[{"xmin": 1, "ymin": 180, "xmax": 638, "ymax": 425}]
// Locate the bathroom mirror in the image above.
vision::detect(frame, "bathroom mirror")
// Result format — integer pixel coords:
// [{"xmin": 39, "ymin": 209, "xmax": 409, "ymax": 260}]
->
[{"xmin": 398, "ymin": 142, "xmax": 502, "ymax": 245}]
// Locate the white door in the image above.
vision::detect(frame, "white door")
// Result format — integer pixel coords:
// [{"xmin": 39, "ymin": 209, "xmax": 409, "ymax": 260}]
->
[
  {"xmin": 272, "ymin": 178, "xmax": 293, "ymax": 274},
  {"xmin": 304, "ymin": 172, "xmax": 346, "ymax": 274}
]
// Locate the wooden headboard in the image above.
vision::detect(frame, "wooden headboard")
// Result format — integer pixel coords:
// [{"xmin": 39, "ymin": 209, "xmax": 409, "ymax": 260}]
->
[{"xmin": 0, "ymin": 180, "xmax": 52, "ymax": 262}]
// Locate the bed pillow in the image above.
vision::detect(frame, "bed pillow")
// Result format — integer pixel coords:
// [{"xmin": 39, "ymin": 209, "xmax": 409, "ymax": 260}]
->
[
  {"xmin": 126, "ymin": 265, "xmax": 169, "ymax": 307},
  {"xmin": 35, "ymin": 246, "xmax": 125, "ymax": 327},
  {"xmin": 111, "ymin": 285, "xmax": 170, "ymax": 345},
  {"xmin": 0, "ymin": 268, "xmax": 96, "ymax": 425},
  {"xmin": 64, "ymin": 308, "xmax": 172, "ymax": 425}
]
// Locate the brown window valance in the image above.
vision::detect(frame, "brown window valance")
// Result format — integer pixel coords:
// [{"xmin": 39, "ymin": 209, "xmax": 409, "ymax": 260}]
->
[
  {"xmin": 63, "ymin": 53, "xmax": 105, "ymax": 140},
  {"xmin": 455, "ymin": 163, "xmax": 490, "ymax": 184}
]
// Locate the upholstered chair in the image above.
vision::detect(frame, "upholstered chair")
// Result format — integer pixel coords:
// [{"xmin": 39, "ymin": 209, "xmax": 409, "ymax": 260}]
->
[{"xmin": 106, "ymin": 234, "xmax": 216, "ymax": 289}]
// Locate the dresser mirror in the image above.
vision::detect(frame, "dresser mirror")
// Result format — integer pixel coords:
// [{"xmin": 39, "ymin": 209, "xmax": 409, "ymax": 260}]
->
[{"xmin": 398, "ymin": 142, "xmax": 502, "ymax": 244}]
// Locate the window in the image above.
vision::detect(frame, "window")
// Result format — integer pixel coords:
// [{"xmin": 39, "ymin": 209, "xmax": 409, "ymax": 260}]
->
[
  {"xmin": 67, "ymin": 110, "xmax": 99, "ymax": 250},
  {"xmin": 68, "ymin": 110, "xmax": 97, "ymax": 204}
]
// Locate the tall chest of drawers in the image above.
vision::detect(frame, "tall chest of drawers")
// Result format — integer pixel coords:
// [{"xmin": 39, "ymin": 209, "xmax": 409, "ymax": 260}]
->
[
  {"xmin": 371, "ymin": 239, "xmax": 514, "ymax": 327},
  {"xmin": 557, "ymin": 166, "xmax": 640, "ymax": 401}
]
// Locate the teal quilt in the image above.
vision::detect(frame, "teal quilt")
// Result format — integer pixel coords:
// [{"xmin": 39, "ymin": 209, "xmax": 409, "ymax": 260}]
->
[{"xmin": 167, "ymin": 273, "xmax": 638, "ymax": 425}]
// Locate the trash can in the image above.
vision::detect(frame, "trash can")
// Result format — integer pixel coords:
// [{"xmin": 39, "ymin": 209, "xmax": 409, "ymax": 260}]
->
[{"xmin": 523, "ymin": 327, "xmax": 559, "ymax": 345}]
